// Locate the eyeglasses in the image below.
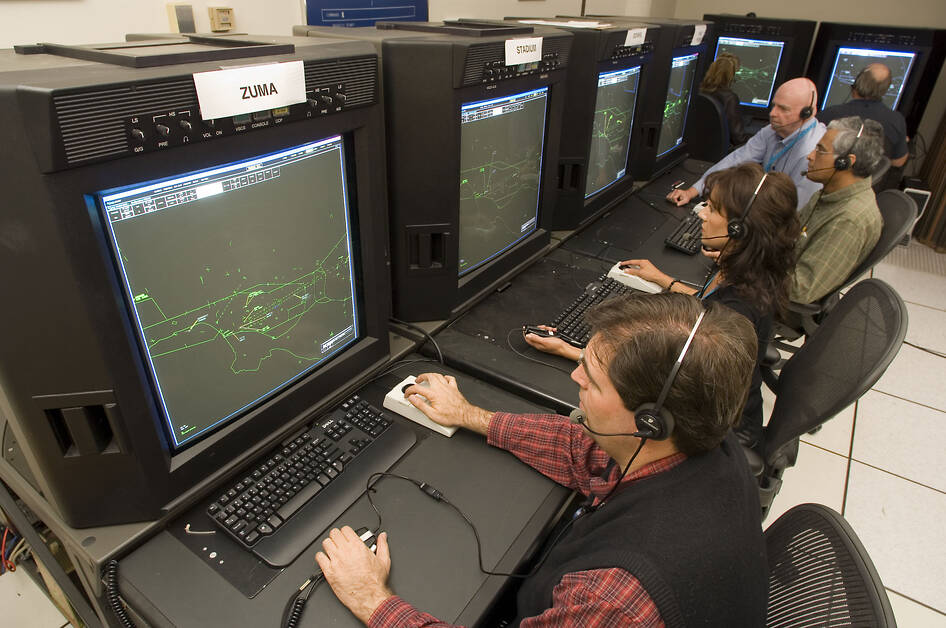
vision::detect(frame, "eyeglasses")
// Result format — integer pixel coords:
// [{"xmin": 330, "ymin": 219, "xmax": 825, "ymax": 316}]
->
[{"xmin": 813, "ymin": 147, "xmax": 836, "ymax": 156}]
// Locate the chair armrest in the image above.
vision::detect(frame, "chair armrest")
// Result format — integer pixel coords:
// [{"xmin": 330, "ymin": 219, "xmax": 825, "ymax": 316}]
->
[{"xmin": 741, "ymin": 444, "xmax": 764, "ymax": 477}]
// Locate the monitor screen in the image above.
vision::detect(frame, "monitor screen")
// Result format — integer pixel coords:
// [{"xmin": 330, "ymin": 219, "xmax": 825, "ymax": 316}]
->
[
  {"xmin": 715, "ymin": 36, "xmax": 786, "ymax": 108},
  {"xmin": 458, "ymin": 87, "xmax": 548, "ymax": 276},
  {"xmin": 97, "ymin": 137, "xmax": 359, "ymax": 450},
  {"xmin": 656, "ymin": 52, "xmax": 699, "ymax": 158},
  {"xmin": 822, "ymin": 47, "xmax": 916, "ymax": 110},
  {"xmin": 585, "ymin": 65, "xmax": 642, "ymax": 199}
]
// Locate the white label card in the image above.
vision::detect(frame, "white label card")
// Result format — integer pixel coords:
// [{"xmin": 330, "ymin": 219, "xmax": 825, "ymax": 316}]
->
[
  {"xmin": 691, "ymin": 24, "xmax": 707, "ymax": 46},
  {"xmin": 192, "ymin": 60, "xmax": 306, "ymax": 121},
  {"xmin": 625, "ymin": 28, "xmax": 647, "ymax": 47},
  {"xmin": 505, "ymin": 37, "xmax": 543, "ymax": 66}
]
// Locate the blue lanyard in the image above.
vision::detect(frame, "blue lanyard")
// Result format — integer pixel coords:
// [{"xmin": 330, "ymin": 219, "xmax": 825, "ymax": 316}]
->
[
  {"xmin": 765, "ymin": 121, "xmax": 816, "ymax": 172},
  {"xmin": 698, "ymin": 270, "xmax": 720, "ymax": 299}
]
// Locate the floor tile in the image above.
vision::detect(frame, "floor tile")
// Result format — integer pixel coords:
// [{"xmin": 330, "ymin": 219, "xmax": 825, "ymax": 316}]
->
[
  {"xmin": 887, "ymin": 590, "xmax": 946, "ymax": 627},
  {"xmin": 763, "ymin": 442, "xmax": 848, "ymax": 525},
  {"xmin": 903, "ymin": 300, "xmax": 946, "ymax": 353},
  {"xmin": 0, "ymin": 565, "xmax": 70, "ymax": 627},
  {"xmin": 873, "ymin": 343, "xmax": 946, "ymax": 412},
  {"xmin": 873, "ymin": 260, "xmax": 946, "ymax": 311},
  {"xmin": 853, "ymin": 390, "xmax": 946, "ymax": 492},
  {"xmin": 844, "ymin": 462, "xmax": 946, "ymax": 613}
]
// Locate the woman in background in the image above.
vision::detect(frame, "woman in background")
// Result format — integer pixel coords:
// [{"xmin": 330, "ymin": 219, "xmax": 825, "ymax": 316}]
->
[{"xmin": 700, "ymin": 52, "xmax": 750, "ymax": 147}]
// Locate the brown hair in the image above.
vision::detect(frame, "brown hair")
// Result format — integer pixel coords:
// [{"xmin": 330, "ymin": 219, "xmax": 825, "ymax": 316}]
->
[
  {"xmin": 700, "ymin": 53, "xmax": 741, "ymax": 92},
  {"xmin": 585, "ymin": 292, "xmax": 757, "ymax": 455},
  {"xmin": 703, "ymin": 163, "xmax": 800, "ymax": 316}
]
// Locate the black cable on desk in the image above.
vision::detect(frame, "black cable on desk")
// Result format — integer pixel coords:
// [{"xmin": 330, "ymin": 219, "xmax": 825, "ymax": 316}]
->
[
  {"xmin": 390, "ymin": 317, "xmax": 445, "ymax": 365},
  {"xmin": 506, "ymin": 328, "xmax": 575, "ymax": 376}
]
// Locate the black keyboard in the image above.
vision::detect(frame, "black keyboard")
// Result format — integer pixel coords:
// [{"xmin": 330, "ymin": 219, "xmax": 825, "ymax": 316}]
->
[
  {"xmin": 664, "ymin": 213, "xmax": 703, "ymax": 255},
  {"xmin": 206, "ymin": 395, "xmax": 416, "ymax": 567},
  {"xmin": 552, "ymin": 276, "xmax": 632, "ymax": 347}
]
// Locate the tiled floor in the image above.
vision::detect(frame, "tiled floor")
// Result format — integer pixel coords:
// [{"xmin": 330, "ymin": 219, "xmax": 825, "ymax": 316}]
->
[{"xmin": 2, "ymin": 241, "xmax": 945, "ymax": 626}]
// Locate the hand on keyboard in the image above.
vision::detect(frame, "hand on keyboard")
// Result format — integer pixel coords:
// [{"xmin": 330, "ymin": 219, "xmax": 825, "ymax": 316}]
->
[
  {"xmin": 522, "ymin": 325, "xmax": 581, "ymax": 361},
  {"xmin": 316, "ymin": 526, "xmax": 393, "ymax": 625}
]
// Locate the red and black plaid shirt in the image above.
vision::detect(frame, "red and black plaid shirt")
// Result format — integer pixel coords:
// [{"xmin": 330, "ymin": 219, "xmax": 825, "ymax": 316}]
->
[{"xmin": 368, "ymin": 412, "xmax": 686, "ymax": 628}]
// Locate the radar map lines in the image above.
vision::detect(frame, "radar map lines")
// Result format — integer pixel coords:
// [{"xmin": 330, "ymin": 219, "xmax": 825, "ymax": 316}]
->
[
  {"xmin": 586, "ymin": 67, "xmax": 640, "ymax": 197},
  {"xmin": 136, "ymin": 235, "xmax": 351, "ymax": 374}
]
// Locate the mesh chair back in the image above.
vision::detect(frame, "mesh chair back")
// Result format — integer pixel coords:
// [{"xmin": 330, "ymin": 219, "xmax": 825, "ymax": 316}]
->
[
  {"xmin": 764, "ymin": 279, "xmax": 907, "ymax": 461},
  {"xmin": 766, "ymin": 503, "xmax": 897, "ymax": 627},
  {"xmin": 843, "ymin": 190, "xmax": 917, "ymax": 287},
  {"xmin": 683, "ymin": 93, "xmax": 729, "ymax": 161},
  {"xmin": 871, "ymin": 155, "xmax": 892, "ymax": 192}
]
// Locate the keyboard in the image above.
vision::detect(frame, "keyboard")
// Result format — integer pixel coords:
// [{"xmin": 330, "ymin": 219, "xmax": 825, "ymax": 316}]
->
[
  {"xmin": 551, "ymin": 276, "xmax": 632, "ymax": 347},
  {"xmin": 206, "ymin": 394, "xmax": 416, "ymax": 567},
  {"xmin": 664, "ymin": 213, "xmax": 703, "ymax": 255}
]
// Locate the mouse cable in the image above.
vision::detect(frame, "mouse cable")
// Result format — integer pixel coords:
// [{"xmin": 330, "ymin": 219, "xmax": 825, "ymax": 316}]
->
[
  {"xmin": 363, "ymin": 443, "xmax": 643, "ymax": 581},
  {"xmin": 281, "ymin": 571, "xmax": 325, "ymax": 628},
  {"xmin": 390, "ymin": 318, "xmax": 445, "ymax": 365},
  {"xmin": 506, "ymin": 328, "xmax": 576, "ymax": 376},
  {"xmin": 364, "ymin": 357, "xmax": 442, "ymax": 387}
]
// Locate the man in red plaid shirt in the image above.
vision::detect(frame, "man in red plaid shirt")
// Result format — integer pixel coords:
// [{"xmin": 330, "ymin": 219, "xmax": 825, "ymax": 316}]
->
[{"xmin": 316, "ymin": 293, "xmax": 767, "ymax": 627}]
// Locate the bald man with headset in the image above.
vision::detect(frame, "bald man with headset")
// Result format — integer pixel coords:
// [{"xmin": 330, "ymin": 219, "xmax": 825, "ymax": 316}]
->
[
  {"xmin": 669, "ymin": 77, "xmax": 826, "ymax": 209},
  {"xmin": 313, "ymin": 293, "xmax": 767, "ymax": 628}
]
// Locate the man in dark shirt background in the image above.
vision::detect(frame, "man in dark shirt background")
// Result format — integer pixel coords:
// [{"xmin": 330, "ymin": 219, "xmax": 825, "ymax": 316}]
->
[{"xmin": 820, "ymin": 63, "xmax": 909, "ymax": 169}]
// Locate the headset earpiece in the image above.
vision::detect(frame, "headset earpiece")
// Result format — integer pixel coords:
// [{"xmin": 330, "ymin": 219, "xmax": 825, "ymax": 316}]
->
[
  {"xmin": 726, "ymin": 172, "xmax": 768, "ymax": 241},
  {"xmin": 799, "ymin": 90, "xmax": 814, "ymax": 120},
  {"xmin": 633, "ymin": 403, "xmax": 675, "ymax": 440},
  {"xmin": 833, "ymin": 121, "xmax": 864, "ymax": 172}
]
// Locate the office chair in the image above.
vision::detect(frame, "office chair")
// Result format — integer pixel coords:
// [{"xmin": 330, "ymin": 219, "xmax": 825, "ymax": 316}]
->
[
  {"xmin": 746, "ymin": 279, "xmax": 907, "ymax": 515},
  {"xmin": 765, "ymin": 503, "xmax": 898, "ymax": 627},
  {"xmin": 683, "ymin": 93, "xmax": 730, "ymax": 162},
  {"xmin": 768, "ymin": 189, "xmax": 917, "ymax": 366},
  {"xmin": 871, "ymin": 155, "xmax": 892, "ymax": 192}
]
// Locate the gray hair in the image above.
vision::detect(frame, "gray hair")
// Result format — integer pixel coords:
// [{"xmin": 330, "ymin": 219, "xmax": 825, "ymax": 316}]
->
[{"xmin": 827, "ymin": 116, "xmax": 884, "ymax": 178}]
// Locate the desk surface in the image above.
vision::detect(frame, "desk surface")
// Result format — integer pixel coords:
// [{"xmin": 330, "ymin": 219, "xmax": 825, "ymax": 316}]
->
[
  {"xmin": 117, "ymin": 360, "xmax": 572, "ymax": 628},
  {"xmin": 435, "ymin": 162, "xmax": 715, "ymax": 411}
]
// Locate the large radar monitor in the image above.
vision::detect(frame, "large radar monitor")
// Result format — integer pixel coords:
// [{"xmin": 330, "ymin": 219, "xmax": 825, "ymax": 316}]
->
[
  {"xmin": 822, "ymin": 47, "xmax": 916, "ymax": 110},
  {"xmin": 458, "ymin": 87, "xmax": 548, "ymax": 276},
  {"xmin": 715, "ymin": 36, "xmax": 785, "ymax": 108},
  {"xmin": 656, "ymin": 52, "xmax": 699, "ymax": 158},
  {"xmin": 586, "ymin": 66, "xmax": 642, "ymax": 198},
  {"xmin": 97, "ymin": 137, "xmax": 359, "ymax": 449}
]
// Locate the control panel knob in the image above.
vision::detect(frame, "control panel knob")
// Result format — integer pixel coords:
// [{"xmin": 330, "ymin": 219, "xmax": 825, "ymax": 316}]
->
[
  {"xmin": 130, "ymin": 128, "xmax": 145, "ymax": 142},
  {"xmin": 155, "ymin": 124, "xmax": 170, "ymax": 137},
  {"xmin": 307, "ymin": 98, "xmax": 320, "ymax": 109},
  {"xmin": 319, "ymin": 94, "xmax": 334, "ymax": 105},
  {"xmin": 334, "ymin": 93, "xmax": 347, "ymax": 104},
  {"xmin": 179, "ymin": 119, "xmax": 193, "ymax": 132}
]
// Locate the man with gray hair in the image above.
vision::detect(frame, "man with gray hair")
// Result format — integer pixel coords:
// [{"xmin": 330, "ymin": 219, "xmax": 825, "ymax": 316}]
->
[
  {"xmin": 790, "ymin": 116, "xmax": 883, "ymax": 304},
  {"xmin": 820, "ymin": 63, "xmax": 908, "ymax": 168}
]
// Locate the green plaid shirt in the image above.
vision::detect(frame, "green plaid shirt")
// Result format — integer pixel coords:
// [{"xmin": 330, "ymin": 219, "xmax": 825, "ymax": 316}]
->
[{"xmin": 791, "ymin": 177, "xmax": 882, "ymax": 303}]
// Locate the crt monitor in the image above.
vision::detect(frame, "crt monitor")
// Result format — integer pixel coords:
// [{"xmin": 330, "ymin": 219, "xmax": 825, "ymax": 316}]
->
[
  {"xmin": 807, "ymin": 22, "xmax": 946, "ymax": 136},
  {"xmin": 714, "ymin": 36, "xmax": 784, "ymax": 109},
  {"xmin": 97, "ymin": 137, "xmax": 358, "ymax": 449},
  {"xmin": 821, "ymin": 47, "xmax": 916, "ymax": 111},
  {"xmin": 459, "ymin": 88, "xmax": 547, "ymax": 275},
  {"xmin": 499, "ymin": 17, "xmax": 658, "ymax": 231},
  {"xmin": 701, "ymin": 15, "xmax": 817, "ymax": 122},
  {"xmin": 293, "ymin": 21, "xmax": 573, "ymax": 322},
  {"xmin": 656, "ymin": 51, "xmax": 700, "ymax": 159},
  {"xmin": 0, "ymin": 35, "xmax": 393, "ymax": 528}
]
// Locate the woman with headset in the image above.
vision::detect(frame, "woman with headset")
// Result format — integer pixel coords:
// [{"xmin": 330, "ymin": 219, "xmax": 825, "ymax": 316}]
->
[{"xmin": 525, "ymin": 163, "xmax": 800, "ymax": 449}]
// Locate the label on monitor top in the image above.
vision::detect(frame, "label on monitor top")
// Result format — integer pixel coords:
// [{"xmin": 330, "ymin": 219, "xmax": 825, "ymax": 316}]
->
[
  {"xmin": 505, "ymin": 37, "xmax": 543, "ymax": 66},
  {"xmin": 691, "ymin": 24, "xmax": 707, "ymax": 46},
  {"xmin": 625, "ymin": 28, "xmax": 647, "ymax": 47},
  {"xmin": 192, "ymin": 60, "xmax": 307, "ymax": 120}
]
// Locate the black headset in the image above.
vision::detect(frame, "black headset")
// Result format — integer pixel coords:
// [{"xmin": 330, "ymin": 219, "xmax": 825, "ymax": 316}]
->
[
  {"xmin": 799, "ymin": 90, "xmax": 814, "ymax": 120},
  {"xmin": 727, "ymin": 172, "xmax": 768, "ymax": 240},
  {"xmin": 572, "ymin": 309, "xmax": 706, "ymax": 441},
  {"xmin": 833, "ymin": 121, "xmax": 865, "ymax": 171}
]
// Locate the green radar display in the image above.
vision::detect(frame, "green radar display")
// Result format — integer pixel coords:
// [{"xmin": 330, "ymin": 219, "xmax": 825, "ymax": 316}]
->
[{"xmin": 586, "ymin": 66, "xmax": 642, "ymax": 198}]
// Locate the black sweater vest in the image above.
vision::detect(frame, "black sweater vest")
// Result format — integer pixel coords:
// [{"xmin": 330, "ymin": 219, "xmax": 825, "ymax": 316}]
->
[{"xmin": 515, "ymin": 433, "xmax": 767, "ymax": 627}]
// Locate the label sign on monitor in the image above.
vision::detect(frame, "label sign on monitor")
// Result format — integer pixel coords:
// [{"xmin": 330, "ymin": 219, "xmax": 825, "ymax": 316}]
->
[
  {"xmin": 625, "ymin": 28, "xmax": 647, "ymax": 47},
  {"xmin": 505, "ymin": 37, "xmax": 543, "ymax": 66},
  {"xmin": 691, "ymin": 24, "xmax": 707, "ymax": 46},
  {"xmin": 193, "ymin": 60, "xmax": 306, "ymax": 120}
]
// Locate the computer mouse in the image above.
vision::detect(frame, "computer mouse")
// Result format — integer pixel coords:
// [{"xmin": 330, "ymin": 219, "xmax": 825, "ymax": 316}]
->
[
  {"xmin": 401, "ymin": 378, "xmax": 430, "ymax": 395},
  {"xmin": 619, "ymin": 263, "xmax": 640, "ymax": 271}
]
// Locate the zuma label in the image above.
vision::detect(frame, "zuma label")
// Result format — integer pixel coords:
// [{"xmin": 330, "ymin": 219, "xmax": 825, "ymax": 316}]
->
[
  {"xmin": 241, "ymin": 83, "xmax": 279, "ymax": 99},
  {"xmin": 504, "ymin": 37, "xmax": 543, "ymax": 66},
  {"xmin": 193, "ymin": 60, "xmax": 306, "ymax": 120}
]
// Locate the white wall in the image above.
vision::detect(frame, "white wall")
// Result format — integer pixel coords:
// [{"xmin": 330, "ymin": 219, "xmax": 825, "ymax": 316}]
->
[
  {"xmin": 0, "ymin": 0, "xmax": 305, "ymax": 47},
  {"xmin": 429, "ymin": 0, "xmax": 580, "ymax": 22},
  {"xmin": 671, "ymin": 0, "xmax": 946, "ymax": 160}
]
